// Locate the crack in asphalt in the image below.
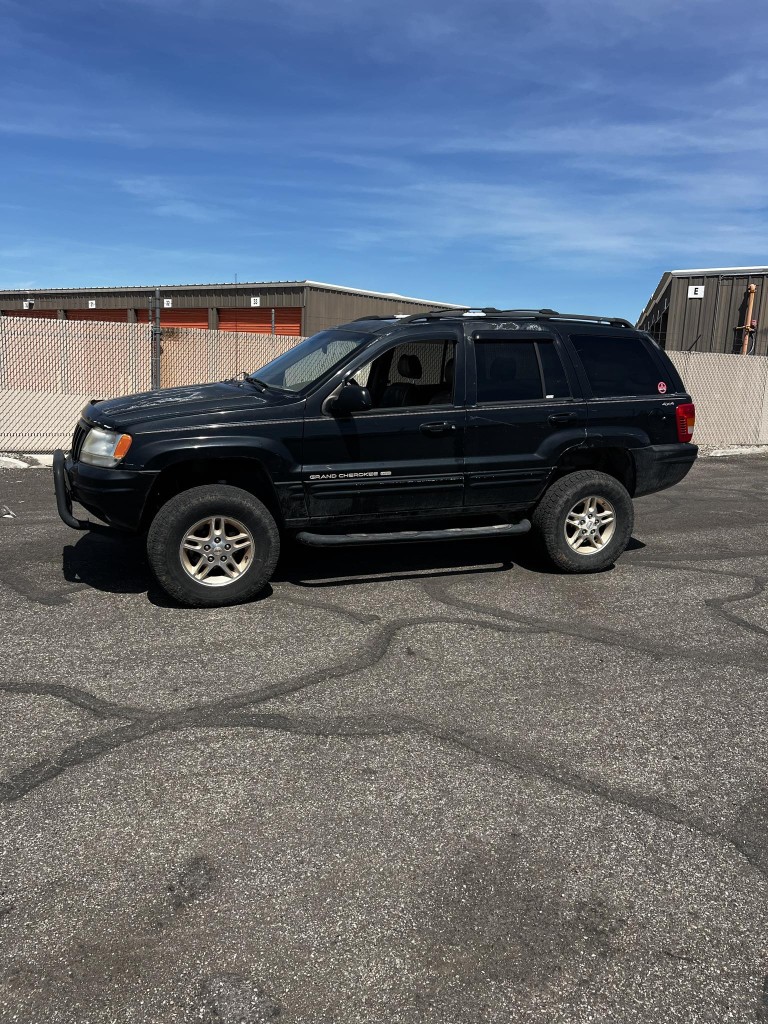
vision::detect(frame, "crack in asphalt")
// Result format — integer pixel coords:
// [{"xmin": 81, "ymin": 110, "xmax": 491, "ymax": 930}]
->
[
  {"xmin": 2, "ymin": 569, "xmax": 768, "ymax": 881},
  {"xmin": 272, "ymin": 584, "xmax": 381, "ymax": 624},
  {"xmin": 2, "ymin": 499, "xmax": 768, "ymax": 890},
  {"xmin": 421, "ymin": 556, "xmax": 768, "ymax": 673},
  {"xmin": 0, "ymin": 614, "xmax": 537, "ymax": 802},
  {"xmin": 624, "ymin": 548, "xmax": 768, "ymax": 642}
]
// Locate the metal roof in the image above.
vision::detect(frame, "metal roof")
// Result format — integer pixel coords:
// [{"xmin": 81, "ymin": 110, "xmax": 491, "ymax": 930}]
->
[
  {"xmin": 669, "ymin": 266, "xmax": 768, "ymax": 275},
  {"xmin": 0, "ymin": 278, "xmax": 465, "ymax": 307}
]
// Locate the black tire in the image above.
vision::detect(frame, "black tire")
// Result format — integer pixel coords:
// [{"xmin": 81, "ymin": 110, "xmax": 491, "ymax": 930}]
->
[
  {"xmin": 146, "ymin": 485, "xmax": 280, "ymax": 607},
  {"xmin": 532, "ymin": 470, "xmax": 634, "ymax": 574}
]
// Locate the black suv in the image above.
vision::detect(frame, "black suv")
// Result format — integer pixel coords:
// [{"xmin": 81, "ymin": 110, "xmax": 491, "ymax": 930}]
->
[{"xmin": 53, "ymin": 308, "xmax": 697, "ymax": 606}]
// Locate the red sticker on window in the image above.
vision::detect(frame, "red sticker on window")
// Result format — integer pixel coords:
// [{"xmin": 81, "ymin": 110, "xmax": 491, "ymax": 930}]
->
[{"xmin": 657, "ymin": 381, "xmax": 667, "ymax": 394}]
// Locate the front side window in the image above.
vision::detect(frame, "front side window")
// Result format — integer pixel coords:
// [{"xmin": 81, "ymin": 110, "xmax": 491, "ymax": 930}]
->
[
  {"xmin": 474, "ymin": 339, "xmax": 571, "ymax": 403},
  {"xmin": 570, "ymin": 333, "xmax": 664, "ymax": 397},
  {"xmin": 249, "ymin": 328, "xmax": 373, "ymax": 392},
  {"xmin": 354, "ymin": 339, "xmax": 456, "ymax": 409}
]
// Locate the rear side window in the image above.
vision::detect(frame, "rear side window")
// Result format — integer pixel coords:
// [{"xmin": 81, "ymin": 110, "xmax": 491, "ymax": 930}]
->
[
  {"xmin": 475, "ymin": 339, "xmax": 571, "ymax": 402},
  {"xmin": 570, "ymin": 333, "xmax": 664, "ymax": 397}
]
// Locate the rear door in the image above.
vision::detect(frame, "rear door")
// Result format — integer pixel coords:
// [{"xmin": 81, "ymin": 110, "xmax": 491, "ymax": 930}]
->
[
  {"xmin": 464, "ymin": 329, "xmax": 586, "ymax": 510},
  {"xmin": 566, "ymin": 329, "xmax": 681, "ymax": 447},
  {"xmin": 301, "ymin": 330, "xmax": 466, "ymax": 521}
]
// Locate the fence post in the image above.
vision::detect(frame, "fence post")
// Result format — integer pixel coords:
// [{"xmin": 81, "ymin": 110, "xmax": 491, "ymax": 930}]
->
[
  {"xmin": 58, "ymin": 319, "xmax": 68, "ymax": 393},
  {"xmin": 758, "ymin": 359, "xmax": 768, "ymax": 445},
  {"xmin": 150, "ymin": 287, "xmax": 162, "ymax": 390}
]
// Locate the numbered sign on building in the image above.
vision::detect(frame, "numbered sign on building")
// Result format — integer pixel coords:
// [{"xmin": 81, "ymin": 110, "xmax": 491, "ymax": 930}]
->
[
  {"xmin": 88, "ymin": 300, "xmax": 96, "ymax": 308},
  {"xmin": 163, "ymin": 298, "xmax": 173, "ymax": 308},
  {"xmin": 250, "ymin": 297, "xmax": 261, "ymax": 307}
]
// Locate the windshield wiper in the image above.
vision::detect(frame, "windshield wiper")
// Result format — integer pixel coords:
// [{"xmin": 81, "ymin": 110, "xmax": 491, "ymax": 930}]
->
[{"xmin": 244, "ymin": 375, "xmax": 289, "ymax": 393}]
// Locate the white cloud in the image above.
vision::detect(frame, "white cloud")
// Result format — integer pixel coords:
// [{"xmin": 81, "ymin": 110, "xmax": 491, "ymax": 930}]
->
[
  {"xmin": 321, "ymin": 170, "xmax": 768, "ymax": 269},
  {"xmin": 116, "ymin": 177, "xmax": 222, "ymax": 222}
]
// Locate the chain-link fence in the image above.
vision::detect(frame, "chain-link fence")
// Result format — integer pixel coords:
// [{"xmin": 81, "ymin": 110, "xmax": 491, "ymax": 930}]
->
[
  {"xmin": 2, "ymin": 314, "xmax": 768, "ymax": 452},
  {"xmin": 667, "ymin": 350, "xmax": 768, "ymax": 445},
  {"xmin": 0, "ymin": 316, "xmax": 302, "ymax": 452}
]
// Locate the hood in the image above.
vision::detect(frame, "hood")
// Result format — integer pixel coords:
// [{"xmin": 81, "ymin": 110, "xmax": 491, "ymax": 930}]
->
[{"xmin": 84, "ymin": 380, "xmax": 296, "ymax": 430}]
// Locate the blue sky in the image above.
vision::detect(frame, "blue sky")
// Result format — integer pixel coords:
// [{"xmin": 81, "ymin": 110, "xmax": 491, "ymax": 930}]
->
[{"xmin": 1, "ymin": 0, "xmax": 767, "ymax": 320}]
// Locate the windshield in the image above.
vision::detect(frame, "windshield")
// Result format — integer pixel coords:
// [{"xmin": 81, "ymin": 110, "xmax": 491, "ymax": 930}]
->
[{"xmin": 248, "ymin": 328, "xmax": 374, "ymax": 392}]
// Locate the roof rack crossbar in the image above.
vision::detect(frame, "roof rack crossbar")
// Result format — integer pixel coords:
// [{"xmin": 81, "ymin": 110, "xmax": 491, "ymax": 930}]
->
[
  {"xmin": 480, "ymin": 308, "xmax": 559, "ymax": 316},
  {"xmin": 349, "ymin": 315, "xmax": 402, "ymax": 321},
  {"xmin": 393, "ymin": 307, "xmax": 470, "ymax": 324}
]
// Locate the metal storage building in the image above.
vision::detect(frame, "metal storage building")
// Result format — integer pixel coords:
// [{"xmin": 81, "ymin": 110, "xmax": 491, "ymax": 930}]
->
[
  {"xmin": 637, "ymin": 267, "xmax": 768, "ymax": 356},
  {"xmin": 0, "ymin": 280, "xmax": 465, "ymax": 337}
]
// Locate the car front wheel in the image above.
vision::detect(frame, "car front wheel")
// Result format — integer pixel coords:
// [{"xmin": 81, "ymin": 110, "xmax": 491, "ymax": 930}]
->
[
  {"xmin": 532, "ymin": 470, "xmax": 634, "ymax": 573},
  {"xmin": 146, "ymin": 484, "xmax": 280, "ymax": 606}
]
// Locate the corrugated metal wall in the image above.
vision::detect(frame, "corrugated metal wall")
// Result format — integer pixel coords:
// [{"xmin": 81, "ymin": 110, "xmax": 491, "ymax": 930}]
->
[
  {"xmin": 304, "ymin": 287, "xmax": 451, "ymax": 335},
  {"xmin": 0, "ymin": 284, "xmax": 307, "ymax": 315},
  {"xmin": 642, "ymin": 273, "xmax": 768, "ymax": 356},
  {"xmin": 0, "ymin": 283, "xmax": 457, "ymax": 338}
]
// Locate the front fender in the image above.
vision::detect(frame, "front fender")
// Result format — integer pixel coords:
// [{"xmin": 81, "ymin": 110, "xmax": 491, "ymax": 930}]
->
[{"xmin": 133, "ymin": 434, "xmax": 299, "ymax": 480}]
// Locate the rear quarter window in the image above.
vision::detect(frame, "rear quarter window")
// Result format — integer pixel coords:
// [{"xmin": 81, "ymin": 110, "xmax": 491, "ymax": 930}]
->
[{"xmin": 570, "ymin": 333, "xmax": 668, "ymax": 397}]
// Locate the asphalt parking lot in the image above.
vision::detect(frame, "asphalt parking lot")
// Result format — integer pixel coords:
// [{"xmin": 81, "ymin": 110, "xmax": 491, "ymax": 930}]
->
[{"xmin": 1, "ymin": 456, "xmax": 767, "ymax": 1024}]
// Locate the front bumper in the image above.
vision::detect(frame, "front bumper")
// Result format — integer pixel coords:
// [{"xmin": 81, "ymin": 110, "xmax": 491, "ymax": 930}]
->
[
  {"xmin": 633, "ymin": 443, "xmax": 698, "ymax": 497},
  {"xmin": 52, "ymin": 449, "xmax": 159, "ymax": 532}
]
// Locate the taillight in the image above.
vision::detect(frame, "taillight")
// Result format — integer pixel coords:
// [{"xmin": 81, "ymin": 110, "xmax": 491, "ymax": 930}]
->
[{"xmin": 676, "ymin": 402, "xmax": 695, "ymax": 442}]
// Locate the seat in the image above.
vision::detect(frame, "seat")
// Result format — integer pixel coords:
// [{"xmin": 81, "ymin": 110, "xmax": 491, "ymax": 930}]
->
[
  {"xmin": 428, "ymin": 357, "xmax": 455, "ymax": 405},
  {"xmin": 379, "ymin": 354, "xmax": 423, "ymax": 408}
]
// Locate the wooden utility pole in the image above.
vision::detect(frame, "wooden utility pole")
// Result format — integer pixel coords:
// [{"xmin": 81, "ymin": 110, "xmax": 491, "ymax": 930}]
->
[{"xmin": 740, "ymin": 283, "xmax": 757, "ymax": 355}]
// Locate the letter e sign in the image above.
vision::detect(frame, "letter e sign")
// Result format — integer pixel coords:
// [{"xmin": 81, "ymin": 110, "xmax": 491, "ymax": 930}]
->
[{"xmin": 687, "ymin": 285, "xmax": 705, "ymax": 299}]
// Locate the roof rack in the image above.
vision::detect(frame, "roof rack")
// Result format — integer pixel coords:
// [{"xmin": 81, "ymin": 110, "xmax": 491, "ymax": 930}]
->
[
  {"xmin": 491, "ymin": 310, "xmax": 635, "ymax": 329},
  {"xmin": 390, "ymin": 308, "xmax": 634, "ymax": 329},
  {"xmin": 351, "ymin": 308, "xmax": 635, "ymax": 329}
]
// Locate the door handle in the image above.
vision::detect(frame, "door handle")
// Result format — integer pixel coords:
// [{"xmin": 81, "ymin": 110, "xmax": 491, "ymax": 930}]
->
[
  {"xmin": 548, "ymin": 412, "xmax": 578, "ymax": 425},
  {"xmin": 420, "ymin": 421, "xmax": 457, "ymax": 434}
]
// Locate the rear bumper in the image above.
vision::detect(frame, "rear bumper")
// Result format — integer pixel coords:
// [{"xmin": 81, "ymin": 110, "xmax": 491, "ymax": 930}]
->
[
  {"xmin": 633, "ymin": 443, "xmax": 698, "ymax": 497},
  {"xmin": 53, "ymin": 449, "xmax": 158, "ymax": 532}
]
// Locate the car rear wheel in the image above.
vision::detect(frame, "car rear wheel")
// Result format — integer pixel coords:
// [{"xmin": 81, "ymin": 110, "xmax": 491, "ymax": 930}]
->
[
  {"xmin": 532, "ymin": 470, "xmax": 633, "ymax": 573},
  {"xmin": 147, "ymin": 485, "xmax": 280, "ymax": 606}
]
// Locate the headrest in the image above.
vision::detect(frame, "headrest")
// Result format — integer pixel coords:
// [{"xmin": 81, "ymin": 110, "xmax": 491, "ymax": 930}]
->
[
  {"xmin": 398, "ymin": 354, "xmax": 423, "ymax": 380},
  {"xmin": 444, "ymin": 357, "xmax": 455, "ymax": 385}
]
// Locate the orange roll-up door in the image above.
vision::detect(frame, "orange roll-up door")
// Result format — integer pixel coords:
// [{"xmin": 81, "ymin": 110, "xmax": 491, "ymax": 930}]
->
[
  {"xmin": 5, "ymin": 309, "xmax": 59, "ymax": 319},
  {"xmin": 67, "ymin": 308, "xmax": 131, "ymax": 322},
  {"xmin": 218, "ymin": 307, "xmax": 302, "ymax": 335},
  {"xmin": 160, "ymin": 309, "xmax": 209, "ymax": 328}
]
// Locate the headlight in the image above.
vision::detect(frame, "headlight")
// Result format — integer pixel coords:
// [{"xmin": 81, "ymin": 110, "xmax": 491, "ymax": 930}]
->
[{"xmin": 80, "ymin": 428, "xmax": 132, "ymax": 467}]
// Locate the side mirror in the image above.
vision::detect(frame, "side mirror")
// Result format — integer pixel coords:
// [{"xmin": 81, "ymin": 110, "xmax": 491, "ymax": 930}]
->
[{"xmin": 331, "ymin": 384, "xmax": 372, "ymax": 415}]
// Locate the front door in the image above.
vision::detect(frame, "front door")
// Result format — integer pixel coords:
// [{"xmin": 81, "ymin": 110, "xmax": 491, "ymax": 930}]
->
[
  {"xmin": 302, "ymin": 332, "xmax": 465, "ymax": 522},
  {"xmin": 464, "ymin": 330, "xmax": 587, "ymax": 510}
]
